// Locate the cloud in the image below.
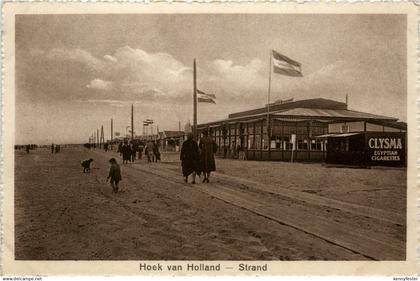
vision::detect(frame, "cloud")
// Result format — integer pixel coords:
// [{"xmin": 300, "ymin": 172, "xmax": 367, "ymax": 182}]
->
[
  {"xmin": 205, "ymin": 58, "xmax": 266, "ymax": 99},
  {"xmin": 86, "ymin": 78, "xmax": 113, "ymax": 91},
  {"xmin": 103, "ymin": 55, "xmax": 117, "ymax": 63},
  {"xmin": 46, "ymin": 47, "xmax": 105, "ymax": 72},
  {"xmin": 21, "ymin": 45, "xmax": 380, "ymax": 112},
  {"xmin": 24, "ymin": 45, "xmax": 271, "ymax": 106},
  {"xmin": 108, "ymin": 46, "xmax": 192, "ymax": 90}
]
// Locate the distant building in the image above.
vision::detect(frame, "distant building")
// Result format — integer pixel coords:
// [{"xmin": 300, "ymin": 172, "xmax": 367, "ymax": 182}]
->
[
  {"xmin": 197, "ymin": 98, "xmax": 406, "ymax": 166},
  {"xmin": 158, "ymin": 130, "xmax": 185, "ymax": 152},
  {"xmin": 184, "ymin": 122, "xmax": 192, "ymax": 133}
]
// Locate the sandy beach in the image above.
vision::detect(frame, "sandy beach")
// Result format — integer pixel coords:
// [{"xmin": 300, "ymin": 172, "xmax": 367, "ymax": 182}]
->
[{"xmin": 14, "ymin": 146, "xmax": 406, "ymax": 260}]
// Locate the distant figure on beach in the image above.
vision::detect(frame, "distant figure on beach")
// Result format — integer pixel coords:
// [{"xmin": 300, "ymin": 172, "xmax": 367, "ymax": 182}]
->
[
  {"xmin": 55, "ymin": 145, "xmax": 60, "ymax": 153},
  {"xmin": 81, "ymin": 158, "xmax": 94, "ymax": 173},
  {"xmin": 107, "ymin": 158, "xmax": 122, "ymax": 193},
  {"xmin": 104, "ymin": 143, "xmax": 108, "ymax": 152},
  {"xmin": 153, "ymin": 141, "xmax": 161, "ymax": 163},
  {"xmin": 121, "ymin": 143, "xmax": 131, "ymax": 164},
  {"xmin": 117, "ymin": 142, "xmax": 123, "ymax": 157},
  {"xmin": 130, "ymin": 143, "xmax": 136, "ymax": 162},
  {"xmin": 199, "ymin": 130, "xmax": 217, "ymax": 183},
  {"xmin": 51, "ymin": 143, "xmax": 54, "ymax": 154},
  {"xmin": 138, "ymin": 143, "xmax": 144, "ymax": 160},
  {"xmin": 146, "ymin": 141, "xmax": 154, "ymax": 163},
  {"xmin": 181, "ymin": 133, "xmax": 201, "ymax": 184},
  {"xmin": 26, "ymin": 145, "xmax": 30, "ymax": 154}
]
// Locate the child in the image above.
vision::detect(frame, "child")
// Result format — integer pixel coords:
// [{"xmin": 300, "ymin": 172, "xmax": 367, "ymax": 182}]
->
[
  {"xmin": 106, "ymin": 158, "xmax": 122, "ymax": 193},
  {"xmin": 81, "ymin": 158, "xmax": 94, "ymax": 173}
]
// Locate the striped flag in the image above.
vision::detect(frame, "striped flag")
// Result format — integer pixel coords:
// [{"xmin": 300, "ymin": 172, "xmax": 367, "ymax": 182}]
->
[
  {"xmin": 198, "ymin": 97, "xmax": 216, "ymax": 104},
  {"xmin": 272, "ymin": 50, "xmax": 303, "ymax": 77},
  {"xmin": 197, "ymin": 89, "xmax": 216, "ymax": 104}
]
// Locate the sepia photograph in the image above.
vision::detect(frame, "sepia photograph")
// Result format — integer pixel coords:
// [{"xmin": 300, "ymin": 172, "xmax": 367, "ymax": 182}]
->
[{"xmin": 2, "ymin": 2, "xmax": 418, "ymax": 276}]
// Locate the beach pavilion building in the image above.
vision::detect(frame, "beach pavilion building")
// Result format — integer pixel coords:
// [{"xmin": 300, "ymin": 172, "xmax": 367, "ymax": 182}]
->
[{"xmin": 196, "ymin": 98, "xmax": 406, "ymax": 165}]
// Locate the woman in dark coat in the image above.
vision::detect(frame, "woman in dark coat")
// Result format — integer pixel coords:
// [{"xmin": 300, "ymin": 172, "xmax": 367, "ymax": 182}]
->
[
  {"xmin": 180, "ymin": 133, "xmax": 201, "ymax": 184},
  {"xmin": 122, "ymin": 143, "xmax": 131, "ymax": 164},
  {"xmin": 199, "ymin": 130, "xmax": 217, "ymax": 183}
]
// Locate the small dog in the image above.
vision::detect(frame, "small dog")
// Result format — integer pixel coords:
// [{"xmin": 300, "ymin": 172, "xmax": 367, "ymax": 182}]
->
[{"xmin": 81, "ymin": 158, "xmax": 94, "ymax": 173}]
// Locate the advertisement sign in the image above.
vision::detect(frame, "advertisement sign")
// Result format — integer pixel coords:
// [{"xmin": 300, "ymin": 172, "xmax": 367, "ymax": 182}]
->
[
  {"xmin": 341, "ymin": 125, "xmax": 349, "ymax": 133},
  {"xmin": 365, "ymin": 132, "xmax": 406, "ymax": 166}
]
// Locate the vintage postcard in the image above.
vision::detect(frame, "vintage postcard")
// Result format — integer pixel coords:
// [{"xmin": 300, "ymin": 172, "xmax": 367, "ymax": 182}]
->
[{"xmin": 1, "ymin": 2, "xmax": 418, "ymax": 276}]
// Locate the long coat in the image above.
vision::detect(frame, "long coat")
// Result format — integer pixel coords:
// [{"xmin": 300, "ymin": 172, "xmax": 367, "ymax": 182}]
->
[
  {"xmin": 199, "ymin": 136, "xmax": 217, "ymax": 173},
  {"xmin": 122, "ymin": 144, "xmax": 131, "ymax": 161},
  {"xmin": 180, "ymin": 139, "xmax": 201, "ymax": 177}
]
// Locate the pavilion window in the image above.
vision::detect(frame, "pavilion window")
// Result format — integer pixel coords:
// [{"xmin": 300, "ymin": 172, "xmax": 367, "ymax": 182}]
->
[
  {"xmin": 262, "ymin": 121, "xmax": 269, "ymax": 150},
  {"xmin": 272, "ymin": 136, "xmax": 282, "ymax": 149},
  {"xmin": 311, "ymin": 125, "xmax": 325, "ymax": 137},
  {"xmin": 245, "ymin": 123, "xmax": 249, "ymax": 149},
  {"xmin": 297, "ymin": 137, "xmax": 308, "ymax": 150},
  {"xmin": 310, "ymin": 139, "xmax": 323, "ymax": 151},
  {"xmin": 283, "ymin": 123, "xmax": 297, "ymax": 135},
  {"xmin": 283, "ymin": 136, "xmax": 292, "ymax": 150}
]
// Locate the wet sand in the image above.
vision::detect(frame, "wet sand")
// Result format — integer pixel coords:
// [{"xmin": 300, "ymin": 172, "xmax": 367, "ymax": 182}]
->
[{"xmin": 14, "ymin": 147, "xmax": 405, "ymax": 260}]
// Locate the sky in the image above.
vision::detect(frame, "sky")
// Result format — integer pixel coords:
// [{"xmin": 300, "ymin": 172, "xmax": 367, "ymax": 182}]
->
[{"xmin": 15, "ymin": 14, "xmax": 406, "ymax": 145}]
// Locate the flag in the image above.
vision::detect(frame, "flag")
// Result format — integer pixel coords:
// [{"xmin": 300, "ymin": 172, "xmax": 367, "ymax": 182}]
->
[
  {"xmin": 197, "ymin": 89, "xmax": 216, "ymax": 104},
  {"xmin": 115, "ymin": 132, "xmax": 120, "ymax": 136},
  {"xmin": 143, "ymin": 122, "xmax": 149, "ymax": 126},
  {"xmin": 272, "ymin": 50, "xmax": 302, "ymax": 77},
  {"xmin": 145, "ymin": 119, "xmax": 154, "ymax": 124},
  {"xmin": 197, "ymin": 89, "xmax": 216, "ymax": 99},
  {"xmin": 198, "ymin": 97, "xmax": 216, "ymax": 104}
]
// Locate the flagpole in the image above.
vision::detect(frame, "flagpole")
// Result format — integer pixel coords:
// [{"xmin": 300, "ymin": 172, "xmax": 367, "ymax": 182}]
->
[
  {"xmin": 267, "ymin": 50, "xmax": 272, "ymax": 161},
  {"xmin": 193, "ymin": 59, "xmax": 198, "ymax": 141},
  {"xmin": 131, "ymin": 104, "xmax": 134, "ymax": 141},
  {"xmin": 100, "ymin": 125, "xmax": 104, "ymax": 148},
  {"xmin": 111, "ymin": 118, "xmax": 113, "ymax": 142}
]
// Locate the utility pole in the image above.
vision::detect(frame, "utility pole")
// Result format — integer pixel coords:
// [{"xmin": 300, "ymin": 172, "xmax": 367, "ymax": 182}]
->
[
  {"xmin": 111, "ymin": 118, "xmax": 113, "ymax": 142},
  {"xmin": 100, "ymin": 125, "xmax": 104, "ymax": 148},
  {"xmin": 131, "ymin": 104, "xmax": 134, "ymax": 141},
  {"xmin": 96, "ymin": 129, "xmax": 99, "ymax": 148},
  {"xmin": 193, "ymin": 59, "xmax": 197, "ymax": 140}
]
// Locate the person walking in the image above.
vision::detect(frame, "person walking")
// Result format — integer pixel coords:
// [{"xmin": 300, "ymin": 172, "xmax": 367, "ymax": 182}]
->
[
  {"xmin": 199, "ymin": 130, "xmax": 217, "ymax": 183},
  {"xmin": 138, "ymin": 143, "xmax": 144, "ymax": 160},
  {"xmin": 181, "ymin": 133, "xmax": 201, "ymax": 184},
  {"xmin": 106, "ymin": 158, "xmax": 122, "ymax": 193},
  {"xmin": 117, "ymin": 142, "xmax": 123, "ymax": 157},
  {"xmin": 130, "ymin": 143, "xmax": 136, "ymax": 162},
  {"xmin": 122, "ymin": 142, "xmax": 131, "ymax": 164},
  {"xmin": 51, "ymin": 143, "xmax": 54, "ymax": 154},
  {"xmin": 146, "ymin": 141, "xmax": 154, "ymax": 163},
  {"xmin": 153, "ymin": 141, "xmax": 161, "ymax": 163}
]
